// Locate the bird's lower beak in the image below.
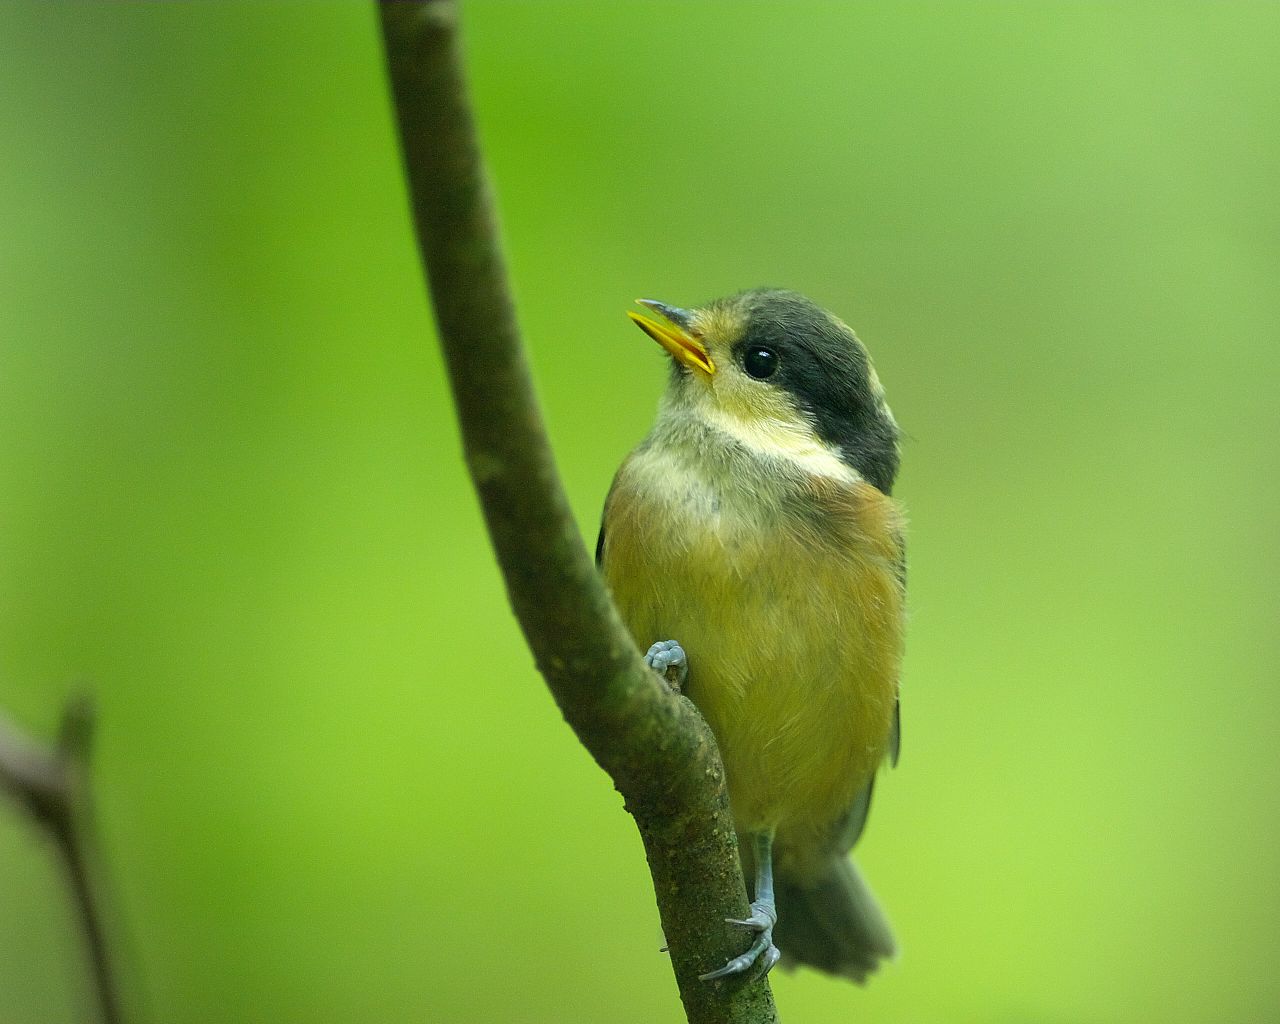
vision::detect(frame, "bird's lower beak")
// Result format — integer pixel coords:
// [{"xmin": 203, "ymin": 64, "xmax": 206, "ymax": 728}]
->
[{"xmin": 628, "ymin": 299, "xmax": 715, "ymax": 376}]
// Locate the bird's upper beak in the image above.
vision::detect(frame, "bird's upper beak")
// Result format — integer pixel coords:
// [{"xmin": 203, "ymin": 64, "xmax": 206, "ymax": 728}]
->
[{"xmin": 628, "ymin": 299, "xmax": 715, "ymax": 376}]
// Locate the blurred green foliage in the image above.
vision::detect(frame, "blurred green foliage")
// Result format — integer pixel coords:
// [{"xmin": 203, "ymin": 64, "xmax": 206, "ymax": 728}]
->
[{"xmin": 2, "ymin": 3, "xmax": 1277, "ymax": 1022}]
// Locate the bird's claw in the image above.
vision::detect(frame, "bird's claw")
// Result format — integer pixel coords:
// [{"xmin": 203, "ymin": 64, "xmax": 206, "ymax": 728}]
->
[
  {"xmin": 725, "ymin": 902, "xmax": 777, "ymax": 931},
  {"xmin": 699, "ymin": 900, "xmax": 781, "ymax": 981},
  {"xmin": 644, "ymin": 639, "xmax": 688, "ymax": 692}
]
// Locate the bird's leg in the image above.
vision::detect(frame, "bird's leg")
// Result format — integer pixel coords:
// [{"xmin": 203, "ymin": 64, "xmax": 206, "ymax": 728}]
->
[
  {"xmin": 644, "ymin": 639, "xmax": 688, "ymax": 693},
  {"xmin": 700, "ymin": 830, "xmax": 781, "ymax": 981}
]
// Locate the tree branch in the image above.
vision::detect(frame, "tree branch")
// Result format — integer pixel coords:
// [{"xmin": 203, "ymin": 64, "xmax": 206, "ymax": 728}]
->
[
  {"xmin": 376, "ymin": 3, "xmax": 778, "ymax": 1021},
  {"xmin": 0, "ymin": 699, "xmax": 122, "ymax": 1024}
]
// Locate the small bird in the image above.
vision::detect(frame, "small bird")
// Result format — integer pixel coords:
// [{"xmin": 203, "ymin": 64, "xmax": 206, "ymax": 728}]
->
[{"xmin": 597, "ymin": 288, "xmax": 905, "ymax": 982}]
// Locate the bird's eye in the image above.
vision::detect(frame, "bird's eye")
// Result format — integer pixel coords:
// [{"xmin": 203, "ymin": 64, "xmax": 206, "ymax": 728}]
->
[{"xmin": 743, "ymin": 347, "xmax": 779, "ymax": 380}]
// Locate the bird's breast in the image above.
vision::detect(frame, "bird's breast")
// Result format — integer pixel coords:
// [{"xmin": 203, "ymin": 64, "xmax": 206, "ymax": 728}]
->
[{"xmin": 602, "ymin": 440, "xmax": 904, "ymax": 837}]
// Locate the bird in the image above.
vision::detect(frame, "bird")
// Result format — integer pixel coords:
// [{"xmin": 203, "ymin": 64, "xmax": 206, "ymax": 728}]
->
[{"xmin": 596, "ymin": 288, "xmax": 905, "ymax": 983}]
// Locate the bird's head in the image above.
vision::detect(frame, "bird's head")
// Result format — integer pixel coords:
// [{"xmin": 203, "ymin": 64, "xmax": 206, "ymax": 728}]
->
[{"xmin": 628, "ymin": 288, "xmax": 901, "ymax": 494}]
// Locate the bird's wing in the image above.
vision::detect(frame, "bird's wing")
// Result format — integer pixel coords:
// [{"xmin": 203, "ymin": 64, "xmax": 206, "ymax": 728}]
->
[
  {"xmin": 835, "ymin": 511, "xmax": 906, "ymax": 853},
  {"xmin": 887, "ymin": 524, "xmax": 906, "ymax": 768},
  {"xmin": 837, "ymin": 773, "xmax": 877, "ymax": 853},
  {"xmin": 888, "ymin": 698, "xmax": 901, "ymax": 769}
]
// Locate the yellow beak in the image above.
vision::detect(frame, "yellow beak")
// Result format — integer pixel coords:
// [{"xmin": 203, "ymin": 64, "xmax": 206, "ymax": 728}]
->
[{"xmin": 628, "ymin": 300, "xmax": 715, "ymax": 376}]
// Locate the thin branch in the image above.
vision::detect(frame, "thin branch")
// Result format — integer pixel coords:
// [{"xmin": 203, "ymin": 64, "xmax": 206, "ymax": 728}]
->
[
  {"xmin": 376, "ymin": 3, "xmax": 778, "ymax": 1022},
  {"xmin": 0, "ymin": 699, "xmax": 122, "ymax": 1024}
]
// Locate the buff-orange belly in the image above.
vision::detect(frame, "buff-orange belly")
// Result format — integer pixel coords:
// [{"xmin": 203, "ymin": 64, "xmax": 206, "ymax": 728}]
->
[{"xmin": 602, "ymin": 454, "xmax": 903, "ymax": 841}]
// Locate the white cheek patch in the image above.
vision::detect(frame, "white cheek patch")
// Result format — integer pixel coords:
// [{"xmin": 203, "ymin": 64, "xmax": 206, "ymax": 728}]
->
[{"xmin": 660, "ymin": 384, "xmax": 861, "ymax": 486}]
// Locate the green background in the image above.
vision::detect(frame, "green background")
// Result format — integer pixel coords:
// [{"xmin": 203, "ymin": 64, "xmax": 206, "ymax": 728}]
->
[{"xmin": 2, "ymin": 3, "xmax": 1277, "ymax": 1022}]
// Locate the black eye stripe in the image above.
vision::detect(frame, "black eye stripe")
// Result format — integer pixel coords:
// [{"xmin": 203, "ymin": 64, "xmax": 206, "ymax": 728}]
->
[{"xmin": 743, "ymin": 346, "xmax": 778, "ymax": 380}]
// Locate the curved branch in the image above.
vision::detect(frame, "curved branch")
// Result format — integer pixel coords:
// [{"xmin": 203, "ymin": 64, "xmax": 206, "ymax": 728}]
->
[
  {"xmin": 0, "ymin": 699, "xmax": 122, "ymax": 1024},
  {"xmin": 376, "ymin": 4, "xmax": 778, "ymax": 1022}
]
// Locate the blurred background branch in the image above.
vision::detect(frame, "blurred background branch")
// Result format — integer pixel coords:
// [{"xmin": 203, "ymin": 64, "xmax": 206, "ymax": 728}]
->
[
  {"xmin": 376, "ymin": 3, "xmax": 777, "ymax": 1022},
  {"xmin": 0, "ymin": 700, "xmax": 122, "ymax": 1024}
]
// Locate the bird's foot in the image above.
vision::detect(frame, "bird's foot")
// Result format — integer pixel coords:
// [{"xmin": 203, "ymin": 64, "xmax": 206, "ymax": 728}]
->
[
  {"xmin": 644, "ymin": 639, "xmax": 687, "ymax": 693},
  {"xmin": 699, "ymin": 899, "xmax": 781, "ymax": 981}
]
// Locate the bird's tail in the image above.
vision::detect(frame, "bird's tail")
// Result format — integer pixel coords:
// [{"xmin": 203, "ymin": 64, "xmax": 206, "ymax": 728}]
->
[{"xmin": 774, "ymin": 856, "xmax": 896, "ymax": 983}]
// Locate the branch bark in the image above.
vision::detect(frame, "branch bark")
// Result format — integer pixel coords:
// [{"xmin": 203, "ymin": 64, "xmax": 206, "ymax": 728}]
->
[
  {"xmin": 0, "ymin": 699, "xmax": 122, "ymax": 1024},
  {"xmin": 376, "ymin": 4, "xmax": 778, "ymax": 1022}
]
